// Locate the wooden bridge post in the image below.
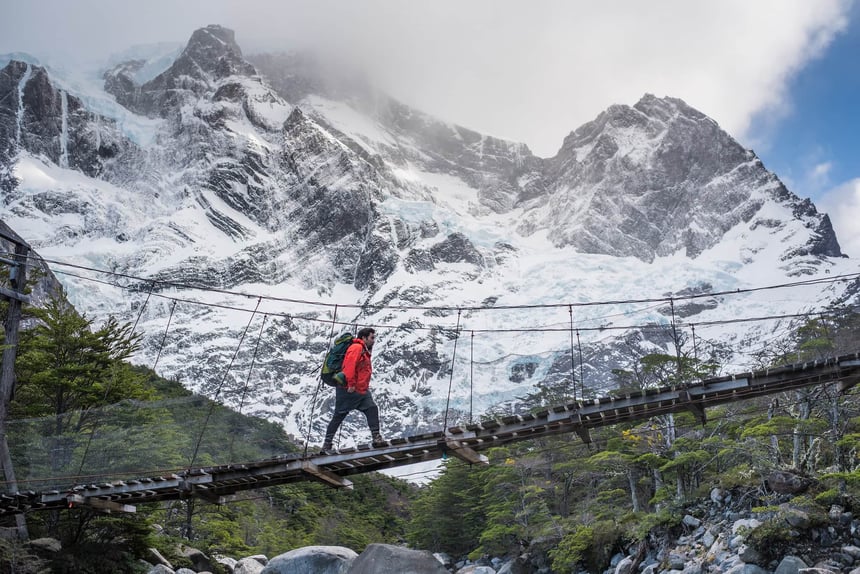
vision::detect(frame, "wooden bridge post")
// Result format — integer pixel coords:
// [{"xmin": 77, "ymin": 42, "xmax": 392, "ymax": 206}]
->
[{"xmin": 0, "ymin": 233, "xmax": 30, "ymax": 539}]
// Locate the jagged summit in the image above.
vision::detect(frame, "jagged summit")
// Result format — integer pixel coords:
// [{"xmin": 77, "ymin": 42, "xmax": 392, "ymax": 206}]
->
[
  {"xmin": 528, "ymin": 93, "xmax": 841, "ymax": 261},
  {"xmin": 104, "ymin": 25, "xmax": 257, "ymax": 118}
]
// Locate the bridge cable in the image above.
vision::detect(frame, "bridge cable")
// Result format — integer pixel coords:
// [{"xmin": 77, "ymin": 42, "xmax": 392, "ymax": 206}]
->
[
  {"xmin": 469, "ymin": 331, "xmax": 474, "ymax": 425},
  {"xmin": 74, "ymin": 280, "xmax": 157, "ymax": 479},
  {"xmin": 669, "ymin": 297, "xmax": 684, "ymax": 385},
  {"xmin": 568, "ymin": 305, "xmax": 577, "ymax": 401},
  {"xmin": 303, "ymin": 304, "xmax": 339, "ymax": 457},
  {"xmin": 228, "ymin": 314, "xmax": 268, "ymax": 461},
  {"xmin": 188, "ymin": 297, "xmax": 262, "ymax": 470},
  {"xmin": 691, "ymin": 324, "xmax": 699, "ymax": 364},
  {"xmin": 576, "ymin": 329, "xmax": 585, "ymax": 400},
  {"xmin": 13, "ymin": 252, "xmax": 860, "ymax": 313},
  {"xmin": 151, "ymin": 300, "xmax": 177, "ymax": 373},
  {"xmin": 442, "ymin": 309, "xmax": 463, "ymax": 433}
]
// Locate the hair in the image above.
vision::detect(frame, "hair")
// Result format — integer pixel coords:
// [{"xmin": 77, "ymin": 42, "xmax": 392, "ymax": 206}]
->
[{"xmin": 357, "ymin": 327, "xmax": 376, "ymax": 340}]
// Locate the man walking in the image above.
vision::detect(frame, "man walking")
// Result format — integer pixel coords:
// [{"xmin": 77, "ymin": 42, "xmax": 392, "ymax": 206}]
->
[{"xmin": 321, "ymin": 328, "xmax": 384, "ymax": 453}]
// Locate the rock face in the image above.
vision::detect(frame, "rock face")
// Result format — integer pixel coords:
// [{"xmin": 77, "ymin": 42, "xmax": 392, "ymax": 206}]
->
[
  {"xmin": 524, "ymin": 94, "xmax": 840, "ymax": 262},
  {"xmin": 1, "ymin": 24, "xmax": 854, "ymax": 442},
  {"xmin": 261, "ymin": 546, "xmax": 356, "ymax": 574},
  {"xmin": 347, "ymin": 543, "xmax": 448, "ymax": 574}
]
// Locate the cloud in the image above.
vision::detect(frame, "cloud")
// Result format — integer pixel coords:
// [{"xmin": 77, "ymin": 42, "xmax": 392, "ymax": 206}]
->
[
  {"xmin": 819, "ymin": 178, "xmax": 860, "ymax": 257},
  {"xmin": 0, "ymin": 0, "xmax": 853, "ymax": 155}
]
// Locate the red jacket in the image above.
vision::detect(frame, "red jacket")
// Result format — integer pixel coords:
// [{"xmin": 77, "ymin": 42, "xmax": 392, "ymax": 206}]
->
[{"xmin": 342, "ymin": 339, "xmax": 372, "ymax": 394}]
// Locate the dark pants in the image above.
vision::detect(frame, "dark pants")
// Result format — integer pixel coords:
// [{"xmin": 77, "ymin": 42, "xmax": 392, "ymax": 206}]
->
[{"xmin": 324, "ymin": 386, "xmax": 380, "ymax": 443}]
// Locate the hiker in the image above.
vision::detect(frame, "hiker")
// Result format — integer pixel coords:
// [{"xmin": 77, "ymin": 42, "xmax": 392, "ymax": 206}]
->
[{"xmin": 321, "ymin": 327, "xmax": 384, "ymax": 453}]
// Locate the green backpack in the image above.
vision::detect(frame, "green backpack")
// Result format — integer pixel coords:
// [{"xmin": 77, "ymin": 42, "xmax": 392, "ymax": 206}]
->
[{"xmin": 320, "ymin": 333, "xmax": 354, "ymax": 386}]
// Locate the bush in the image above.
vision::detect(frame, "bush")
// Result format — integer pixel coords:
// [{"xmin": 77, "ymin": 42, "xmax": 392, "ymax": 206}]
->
[
  {"xmin": 549, "ymin": 520, "xmax": 623, "ymax": 574},
  {"xmin": 746, "ymin": 520, "xmax": 793, "ymax": 563}
]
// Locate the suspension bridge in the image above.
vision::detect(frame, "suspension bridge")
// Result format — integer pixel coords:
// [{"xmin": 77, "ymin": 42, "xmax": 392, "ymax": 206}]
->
[{"xmin": 1, "ymin": 351, "xmax": 858, "ymax": 516}]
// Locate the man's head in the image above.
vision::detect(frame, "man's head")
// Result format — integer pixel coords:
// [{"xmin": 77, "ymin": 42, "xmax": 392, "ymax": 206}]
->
[{"xmin": 357, "ymin": 327, "xmax": 376, "ymax": 349}]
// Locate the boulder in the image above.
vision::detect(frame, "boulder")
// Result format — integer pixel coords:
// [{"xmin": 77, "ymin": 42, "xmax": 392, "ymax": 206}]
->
[
  {"xmin": 702, "ymin": 529, "xmax": 716, "ymax": 548},
  {"xmin": 236, "ymin": 557, "xmax": 265, "ymax": 574},
  {"xmin": 247, "ymin": 555, "xmax": 269, "ymax": 566},
  {"xmin": 683, "ymin": 514, "xmax": 702, "ymax": 528},
  {"xmin": 614, "ymin": 556, "xmax": 634, "ymax": 574},
  {"xmin": 262, "ymin": 546, "xmax": 357, "ymax": 574},
  {"xmin": 738, "ymin": 544, "xmax": 764, "ymax": 565},
  {"xmin": 348, "ymin": 544, "xmax": 449, "ymax": 574},
  {"xmin": 681, "ymin": 563, "xmax": 703, "ymax": 574},
  {"xmin": 176, "ymin": 569, "xmax": 196, "ymax": 574},
  {"xmin": 711, "ymin": 487, "xmax": 726, "ymax": 504},
  {"xmin": 177, "ymin": 545, "xmax": 214, "ymax": 572},
  {"xmin": 434, "ymin": 553, "xmax": 453, "ymax": 568},
  {"xmin": 781, "ymin": 505, "xmax": 811, "ymax": 529},
  {"xmin": 148, "ymin": 566, "xmax": 175, "ymax": 574},
  {"xmin": 767, "ymin": 470, "xmax": 811, "ymax": 494},
  {"xmin": 724, "ymin": 565, "xmax": 769, "ymax": 574},
  {"xmin": 732, "ymin": 518, "xmax": 762, "ymax": 535},
  {"xmin": 775, "ymin": 556, "xmax": 809, "ymax": 574},
  {"xmin": 844, "ymin": 546, "xmax": 860, "ymax": 559},
  {"xmin": 215, "ymin": 555, "xmax": 237, "ymax": 573},
  {"xmin": 148, "ymin": 548, "xmax": 174, "ymax": 569},
  {"xmin": 28, "ymin": 538, "xmax": 61, "ymax": 553},
  {"xmin": 456, "ymin": 566, "xmax": 495, "ymax": 574}
]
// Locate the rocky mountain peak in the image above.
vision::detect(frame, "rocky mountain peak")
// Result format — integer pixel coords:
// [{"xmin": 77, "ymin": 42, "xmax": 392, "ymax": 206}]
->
[
  {"xmin": 178, "ymin": 25, "xmax": 251, "ymax": 80},
  {"xmin": 105, "ymin": 25, "xmax": 257, "ymax": 118},
  {"xmin": 523, "ymin": 94, "xmax": 841, "ymax": 263}
]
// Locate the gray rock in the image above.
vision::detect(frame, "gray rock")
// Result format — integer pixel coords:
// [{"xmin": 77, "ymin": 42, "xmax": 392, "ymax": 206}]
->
[
  {"xmin": 261, "ymin": 546, "xmax": 356, "ymax": 574},
  {"xmin": 28, "ymin": 538, "xmax": 61, "ymax": 553},
  {"xmin": 775, "ymin": 556, "xmax": 808, "ymax": 574},
  {"xmin": 614, "ymin": 556, "xmax": 634, "ymax": 574},
  {"xmin": 237, "ymin": 557, "xmax": 265, "ymax": 574},
  {"xmin": 844, "ymin": 546, "xmax": 860, "ymax": 559},
  {"xmin": 641, "ymin": 565, "xmax": 658, "ymax": 574},
  {"xmin": 711, "ymin": 487, "xmax": 726, "ymax": 504},
  {"xmin": 434, "ymin": 553, "xmax": 453, "ymax": 567},
  {"xmin": 148, "ymin": 566, "xmax": 175, "ymax": 574},
  {"xmin": 148, "ymin": 548, "xmax": 173, "ymax": 569},
  {"xmin": 215, "ymin": 555, "xmax": 237, "ymax": 573},
  {"xmin": 730, "ymin": 535, "xmax": 745, "ymax": 549},
  {"xmin": 738, "ymin": 544, "xmax": 764, "ymax": 565},
  {"xmin": 781, "ymin": 505, "xmax": 811, "ymax": 529},
  {"xmin": 683, "ymin": 514, "xmax": 702, "ymax": 528},
  {"xmin": 799, "ymin": 569, "xmax": 841, "ymax": 574},
  {"xmin": 768, "ymin": 471, "xmax": 811, "ymax": 494},
  {"xmin": 668, "ymin": 553, "xmax": 686, "ymax": 570},
  {"xmin": 456, "ymin": 566, "xmax": 495, "ymax": 574},
  {"xmin": 724, "ymin": 565, "xmax": 769, "ymax": 574},
  {"xmin": 732, "ymin": 519, "xmax": 762, "ymax": 535},
  {"xmin": 177, "ymin": 545, "xmax": 214, "ymax": 573},
  {"xmin": 176, "ymin": 569, "xmax": 196, "ymax": 574},
  {"xmin": 247, "ymin": 554, "xmax": 269, "ymax": 565},
  {"xmin": 702, "ymin": 529, "xmax": 716, "ymax": 548},
  {"xmin": 348, "ymin": 544, "xmax": 448, "ymax": 574}
]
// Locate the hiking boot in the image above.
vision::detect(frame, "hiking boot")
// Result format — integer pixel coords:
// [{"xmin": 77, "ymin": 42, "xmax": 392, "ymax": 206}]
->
[
  {"xmin": 319, "ymin": 441, "xmax": 333, "ymax": 455},
  {"xmin": 371, "ymin": 432, "xmax": 386, "ymax": 447}
]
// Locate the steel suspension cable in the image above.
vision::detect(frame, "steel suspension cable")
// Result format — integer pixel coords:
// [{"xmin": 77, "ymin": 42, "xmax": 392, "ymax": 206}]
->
[
  {"xmin": 442, "ymin": 309, "xmax": 463, "ymax": 432},
  {"xmin": 229, "ymin": 314, "xmax": 268, "ymax": 460},
  {"xmin": 568, "ymin": 305, "xmax": 577, "ymax": 401},
  {"xmin": 576, "ymin": 330, "xmax": 584, "ymax": 400},
  {"xmin": 75, "ymin": 279, "xmax": 158, "ymax": 478},
  {"xmin": 151, "ymin": 300, "xmax": 177, "ymax": 373},
  {"xmin": 303, "ymin": 304, "xmax": 339, "ymax": 457},
  {"xmin": 188, "ymin": 297, "xmax": 262, "ymax": 470},
  {"xmin": 469, "ymin": 331, "xmax": 475, "ymax": 425}
]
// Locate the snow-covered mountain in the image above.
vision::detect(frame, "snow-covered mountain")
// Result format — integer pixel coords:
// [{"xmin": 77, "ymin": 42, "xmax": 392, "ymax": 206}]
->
[{"xmin": 1, "ymin": 25, "xmax": 854, "ymax": 445}]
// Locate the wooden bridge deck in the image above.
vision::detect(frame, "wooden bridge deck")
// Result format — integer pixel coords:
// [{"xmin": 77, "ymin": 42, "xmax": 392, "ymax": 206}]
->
[{"xmin": 3, "ymin": 352, "xmax": 859, "ymax": 515}]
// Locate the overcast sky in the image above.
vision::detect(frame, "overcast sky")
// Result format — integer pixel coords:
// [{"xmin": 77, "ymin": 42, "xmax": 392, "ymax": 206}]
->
[{"xmin": 2, "ymin": 0, "xmax": 860, "ymax": 252}]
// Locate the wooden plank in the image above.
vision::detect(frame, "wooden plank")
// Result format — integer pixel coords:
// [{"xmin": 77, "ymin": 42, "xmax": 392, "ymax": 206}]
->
[
  {"xmin": 301, "ymin": 462, "xmax": 353, "ymax": 490},
  {"xmin": 67, "ymin": 494, "xmax": 136, "ymax": 514},
  {"xmin": 444, "ymin": 440, "xmax": 489, "ymax": 465}
]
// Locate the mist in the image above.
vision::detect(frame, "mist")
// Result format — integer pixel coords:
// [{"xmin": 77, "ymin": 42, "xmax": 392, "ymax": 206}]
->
[{"xmin": 0, "ymin": 0, "xmax": 852, "ymax": 156}]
